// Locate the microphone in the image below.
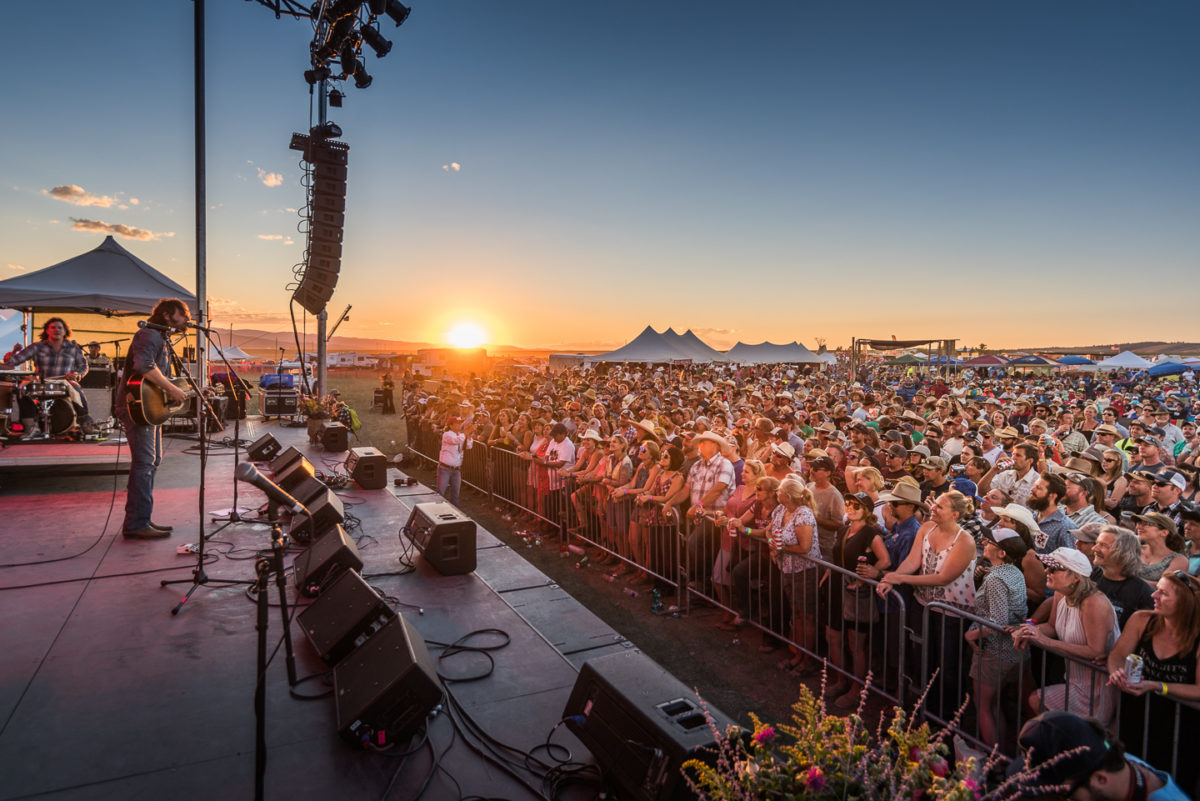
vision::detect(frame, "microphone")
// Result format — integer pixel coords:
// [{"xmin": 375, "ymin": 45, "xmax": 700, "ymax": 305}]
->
[
  {"xmin": 235, "ymin": 462, "xmax": 309, "ymax": 515},
  {"xmin": 138, "ymin": 320, "xmax": 179, "ymax": 333},
  {"xmin": 184, "ymin": 321, "xmax": 213, "ymax": 332}
]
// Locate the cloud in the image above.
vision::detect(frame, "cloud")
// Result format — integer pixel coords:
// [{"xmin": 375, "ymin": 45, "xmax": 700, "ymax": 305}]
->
[
  {"xmin": 256, "ymin": 234, "xmax": 295, "ymax": 245},
  {"xmin": 692, "ymin": 328, "xmax": 736, "ymax": 336},
  {"xmin": 207, "ymin": 297, "xmax": 293, "ymax": 327},
  {"xmin": 6, "ymin": 263, "xmax": 25, "ymax": 272},
  {"xmin": 258, "ymin": 234, "xmax": 283, "ymax": 240},
  {"xmin": 69, "ymin": 217, "xmax": 174, "ymax": 241},
  {"xmin": 257, "ymin": 168, "xmax": 284, "ymax": 188},
  {"xmin": 44, "ymin": 184, "xmax": 117, "ymax": 207},
  {"xmin": 442, "ymin": 162, "xmax": 461, "ymax": 172},
  {"xmin": 129, "ymin": 198, "xmax": 139, "ymax": 206}
]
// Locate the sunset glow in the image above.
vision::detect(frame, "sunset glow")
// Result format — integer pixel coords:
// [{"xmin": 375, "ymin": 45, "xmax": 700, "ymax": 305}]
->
[{"xmin": 446, "ymin": 321, "xmax": 487, "ymax": 349}]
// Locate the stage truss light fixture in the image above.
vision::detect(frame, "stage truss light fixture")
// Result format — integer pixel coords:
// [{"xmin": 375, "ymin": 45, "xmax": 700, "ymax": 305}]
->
[
  {"xmin": 361, "ymin": 25, "xmax": 392, "ymax": 57},
  {"xmin": 353, "ymin": 66, "xmax": 373, "ymax": 89},
  {"xmin": 328, "ymin": 89, "xmax": 345, "ymax": 107},
  {"xmin": 304, "ymin": 66, "xmax": 331, "ymax": 85},
  {"xmin": 384, "ymin": 1, "xmax": 411, "ymax": 27},
  {"xmin": 312, "ymin": 121, "xmax": 344, "ymax": 140}
]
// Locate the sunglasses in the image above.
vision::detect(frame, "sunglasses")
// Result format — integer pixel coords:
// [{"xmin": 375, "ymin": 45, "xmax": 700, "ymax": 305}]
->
[{"xmin": 1046, "ymin": 564, "xmax": 1067, "ymax": 574}]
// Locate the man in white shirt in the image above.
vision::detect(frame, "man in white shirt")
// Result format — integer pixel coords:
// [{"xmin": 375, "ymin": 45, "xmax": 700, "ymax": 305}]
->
[
  {"xmin": 437, "ymin": 416, "xmax": 475, "ymax": 506},
  {"xmin": 984, "ymin": 442, "xmax": 1040, "ymax": 506}
]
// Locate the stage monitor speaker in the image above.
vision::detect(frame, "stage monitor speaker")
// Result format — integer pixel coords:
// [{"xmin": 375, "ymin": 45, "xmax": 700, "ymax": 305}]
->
[
  {"xmin": 275, "ymin": 454, "xmax": 316, "ymax": 493},
  {"xmin": 290, "ymin": 474, "xmax": 332, "ymax": 507},
  {"xmin": 403, "ymin": 502, "xmax": 476, "ymax": 576},
  {"xmin": 298, "ymin": 568, "xmax": 395, "ymax": 665},
  {"xmin": 563, "ymin": 650, "xmax": 736, "ymax": 801},
  {"xmin": 247, "ymin": 433, "xmax": 282, "ymax": 462},
  {"xmin": 334, "ymin": 614, "xmax": 441, "ymax": 749},
  {"xmin": 293, "ymin": 524, "xmax": 361, "ymax": 597},
  {"xmin": 269, "ymin": 445, "xmax": 304, "ymax": 474},
  {"xmin": 346, "ymin": 446, "xmax": 387, "ymax": 490},
  {"xmin": 322, "ymin": 421, "xmax": 349, "ymax": 452},
  {"xmin": 288, "ymin": 487, "xmax": 345, "ymax": 544}
]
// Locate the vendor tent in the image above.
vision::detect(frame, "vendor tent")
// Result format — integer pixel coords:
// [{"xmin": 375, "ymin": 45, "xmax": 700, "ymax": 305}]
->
[
  {"xmin": 1056, "ymin": 355, "xmax": 1095, "ymax": 366},
  {"xmin": 1095, "ymin": 350, "xmax": 1154, "ymax": 370},
  {"xmin": 0, "ymin": 236, "xmax": 197, "ymax": 315},
  {"xmin": 723, "ymin": 341, "xmax": 824, "ymax": 364},
  {"xmin": 1146, "ymin": 362, "xmax": 1194, "ymax": 378},
  {"xmin": 818, "ymin": 351, "xmax": 838, "ymax": 366},
  {"xmin": 206, "ymin": 344, "xmax": 253, "ymax": 362},
  {"xmin": 886, "ymin": 354, "xmax": 924, "ymax": 366},
  {"xmin": 1007, "ymin": 354, "xmax": 1056, "ymax": 366},
  {"xmin": 965, "ymin": 355, "xmax": 1010, "ymax": 366}
]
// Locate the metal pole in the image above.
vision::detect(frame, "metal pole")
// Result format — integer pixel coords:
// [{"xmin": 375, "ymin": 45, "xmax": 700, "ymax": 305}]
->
[
  {"xmin": 194, "ymin": 0, "xmax": 207, "ymax": 383},
  {"xmin": 316, "ymin": 79, "xmax": 329, "ymax": 397}
]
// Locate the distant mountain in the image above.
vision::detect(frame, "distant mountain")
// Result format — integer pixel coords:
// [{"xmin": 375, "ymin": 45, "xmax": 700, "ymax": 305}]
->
[{"xmin": 221, "ymin": 329, "xmax": 583, "ymax": 359}]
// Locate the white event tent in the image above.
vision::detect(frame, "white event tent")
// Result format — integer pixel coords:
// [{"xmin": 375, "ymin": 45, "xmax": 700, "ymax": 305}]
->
[
  {"xmin": 1094, "ymin": 350, "xmax": 1154, "ymax": 370},
  {"xmin": 722, "ymin": 341, "xmax": 825, "ymax": 365}
]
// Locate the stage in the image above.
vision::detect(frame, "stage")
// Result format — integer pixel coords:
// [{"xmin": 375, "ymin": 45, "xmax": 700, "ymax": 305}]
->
[{"xmin": 0, "ymin": 419, "xmax": 645, "ymax": 801}]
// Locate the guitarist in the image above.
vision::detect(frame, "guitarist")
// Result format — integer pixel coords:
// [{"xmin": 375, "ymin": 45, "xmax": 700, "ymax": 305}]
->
[{"xmin": 115, "ymin": 298, "xmax": 190, "ymax": 540}]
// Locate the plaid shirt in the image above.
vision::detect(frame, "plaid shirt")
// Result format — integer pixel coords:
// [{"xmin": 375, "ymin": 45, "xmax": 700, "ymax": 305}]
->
[
  {"xmin": 687, "ymin": 453, "xmax": 735, "ymax": 510},
  {"xmin": 9, "ymin": 340, "xmax": 88, "ymax": 379}
]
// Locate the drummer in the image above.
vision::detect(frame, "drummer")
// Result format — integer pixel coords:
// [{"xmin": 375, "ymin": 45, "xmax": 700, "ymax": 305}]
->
[
  {"xmin": 86, "ymin": 341, "xmax": 113, "ymax": 371},
  {"xmin": 1, "ymin": 317, "xmax": 96, "ymax": 436}
]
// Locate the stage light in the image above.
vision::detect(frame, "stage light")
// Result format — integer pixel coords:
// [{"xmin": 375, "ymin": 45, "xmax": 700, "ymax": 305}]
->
[
  {"xmin": 329, "ymin": 89, "xmax": 345, "ymax": 107},
  {"xmin": 354, "ymin": 67, "xmax": 373, "ymax": 89},
  {"xmin": 367, "ymin": 0, "xmax": 388, "ymax": 13},
  {"xmin": 384, "ymin": 1, "xmax": 411, "ymax": 27},
  {"xmin": 311, "ymin": 121, "xmax": 343, "ymax": 140},
  {"xmin": 304, "ymin": 66, "xmax": 331, "ymax": 85},
  {"xmin": 340, "ymin": 39, "xmax": 358, "ymax": 77},
  {"xmin": 361, "ymin": 25, "xmax": 392, "ymax": 57}
]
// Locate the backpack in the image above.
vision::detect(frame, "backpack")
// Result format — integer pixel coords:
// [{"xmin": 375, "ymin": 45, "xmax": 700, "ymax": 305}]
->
[{"xmin": 348, "ymin": 407, "xmax": 363, "ymax": 432}]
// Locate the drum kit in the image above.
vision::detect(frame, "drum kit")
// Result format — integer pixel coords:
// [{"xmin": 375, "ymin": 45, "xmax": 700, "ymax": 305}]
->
[{"xmin": 0, "ymin": 369, "xmax": 80, "ymax": 439}]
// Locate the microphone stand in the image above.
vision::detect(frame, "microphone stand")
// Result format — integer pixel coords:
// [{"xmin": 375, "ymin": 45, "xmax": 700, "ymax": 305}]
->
[
  {"xmin": 201, "ymin": 327, "xmax": 257, "ymax": 533},
  {"xmin": 160, "ymin": 330, "xmax": 252, "ymax": 615}
]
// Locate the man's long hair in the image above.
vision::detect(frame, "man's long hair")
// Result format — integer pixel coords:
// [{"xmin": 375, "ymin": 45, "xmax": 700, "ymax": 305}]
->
[
  {"xmin": 148, "ymin": 298, "xmax": 190, "ymax": 327},
  {"xmin": 39, "ymin": 317, "xmax": 70, "ymax": 341}
]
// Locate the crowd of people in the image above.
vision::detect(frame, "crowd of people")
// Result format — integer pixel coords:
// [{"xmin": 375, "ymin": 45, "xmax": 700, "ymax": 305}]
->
[{"xmin": 405, "ymin": 359, "xmax": 1200, "ymax": 795}]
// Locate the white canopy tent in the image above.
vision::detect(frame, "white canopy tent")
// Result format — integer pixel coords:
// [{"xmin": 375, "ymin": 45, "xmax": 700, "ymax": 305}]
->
[
  {"xmin": 1094, "ymin": 350, "xmax": 1154, "ymax": 370},
  {"xmin": 722, "ymin": 341, "xmax": 825, "ymax": 365},
  {"xmin": 206, "ymin": 344, "xmax": 253, "ymax": 362},
  {"xmin": 661, "ymin": 328, "xmax": 729, "ymax": 363},
  {"xmin": 591, "ymin": 326, "xmax": 696, "ymax": 363}
]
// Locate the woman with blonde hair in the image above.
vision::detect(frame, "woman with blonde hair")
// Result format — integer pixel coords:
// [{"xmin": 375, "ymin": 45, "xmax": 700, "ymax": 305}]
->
[
  {"xmin": 771, "ymin": 476, "xmax": 823, "ymax": 674},
  {"xmin": 846, "ymin": 465, "xmax": 887, "ymax": 520},
  {"xmin": 613, "ymin": 439, "xmax": 661, "ymax": 576},
  {"xmin": 713, "ymin": 459, "xmax": 767, "ymax": 628},
  {"xmin": 1100, "ymin": 447, "xmax": 1130, "ymax": 511}
]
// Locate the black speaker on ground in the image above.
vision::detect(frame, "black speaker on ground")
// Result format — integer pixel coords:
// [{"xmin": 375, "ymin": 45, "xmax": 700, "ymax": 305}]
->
[
  {"xmin": 563, "ymin": 650, "xmax": 736, "ymax": 801},
  {"xmin": 293, "ymin": 524, "xmax": 361, "ymax": 597},
  {"xmin": 290, "ymin": 474, "xmax": 332, "ymax": 507},
  {"xmin": 247, "ymin": 433, "xmax": 282, "ymax": 462},
  {"xmin": 322, "ymin": 421, "xmax": 349, "ymax": 452},
  {"xmin": 270, "ymin": 446, "xmax": 305, "ymax": 475},
  {"xmin": 403, "ymin": 502, "xmax": 476, "ymax": 576},
  {"xmin": 288, "ymin": 487, "xmax": 345, "ymax": 544},
  {"xmin": 298, "ymin": 569, "xmax": 395, "ymax": 665},
  {"xmin": 334, "ymin": 614, "xmax": 441, "ymax": 749},
  {"xmin": 260, "ymin": 388, "xmax": 299, "ymax": 417},
  {"xmin": 275, "ymin": 454, "xmax": 316, "ymax": 493},
  {"xmin": 345, "ymin": 446, "xmax": 387, "ymax": 490}
]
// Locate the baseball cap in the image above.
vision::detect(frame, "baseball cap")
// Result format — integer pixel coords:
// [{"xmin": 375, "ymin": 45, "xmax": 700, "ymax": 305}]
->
[
  {"xmin": 1007, "ymin": 711, "xmax": 1112, "ymax": 791},
  {"xmin": 920, "ymin": 456, "xmax": 947, "ymax": 473},
  {"xmin": 1131, "ymin": 512, "xmax": 1177, "ymax": 536},
  {"xmin": 1155, "ymin": 468, "xmax": 1187, "ymax": 491}
]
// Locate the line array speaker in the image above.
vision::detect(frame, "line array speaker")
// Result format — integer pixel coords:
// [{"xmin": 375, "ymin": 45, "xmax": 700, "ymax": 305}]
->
[{"xmin": 292, "ymin": 137, "xmax": 349, "ymax": 316}]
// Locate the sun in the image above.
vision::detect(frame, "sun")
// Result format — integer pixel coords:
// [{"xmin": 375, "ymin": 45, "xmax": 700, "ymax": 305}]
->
[{"xmin": 446, "ymin": 321, "xmax": 487, "ymax": 349}]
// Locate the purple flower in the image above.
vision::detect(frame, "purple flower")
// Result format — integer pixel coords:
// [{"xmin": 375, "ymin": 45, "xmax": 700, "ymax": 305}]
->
[
  {"xmin": 804, "ymin": 766, "xmax": 825, "ymax": 791},
  {"xmin": 753, "ymin": 726, "xmax": 776, "ymax": 746}
]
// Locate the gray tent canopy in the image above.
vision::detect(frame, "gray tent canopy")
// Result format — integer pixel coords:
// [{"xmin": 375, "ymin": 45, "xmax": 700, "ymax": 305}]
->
[{"xmin": 0, "ymin": 236, "xmax": 196, "ymax": 315}]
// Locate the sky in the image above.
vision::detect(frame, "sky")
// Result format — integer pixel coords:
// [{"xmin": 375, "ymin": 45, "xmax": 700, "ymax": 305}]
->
[{"xmin": 2, "ymin": 1, "xmax": 1198, "ymax": 352}]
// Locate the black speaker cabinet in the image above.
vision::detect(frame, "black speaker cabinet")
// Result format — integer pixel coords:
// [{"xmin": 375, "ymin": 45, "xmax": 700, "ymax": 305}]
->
[
  {"xmin": 563, "ymin": 650, "xmax": 735, "ymax": 801},
  {"xmin": 299, "ymin": 569, "xmax": 395, "ymax": 665},
  {"xmin": 403, "ymin": 502, "xmax": 476, "ymax": 576},
  {"xmin": 290, "ymin": 474, "xmax": 332, "ymax": 507},
  {"xmin": 334, "ymin": 614, "xmax": 442, "ymax": 749},
  {"xmin": 288, "ymin": 487, "xmax": 345, "ymax": 544},
  {"xmin": 247, "ymin": 433, "xmax": 282, "ymax": 462},
  {"xmin": 275, "ymin": 455, "xmax": 316, "ymax": 493},
  {"xmin": 293, "ymin": 524, "xmax": 362, "ymax": 597},
  {"xmin": 269, "ymin": 446, "xmax": 305, "ymax": 475},
  {"xmin": 260, "ymin": 388, "xmax": 299, "ymax": 416},
  {"xmin": 322, "ymin": 421, "xmax": 349, "ymax": 452},
  {"xmin": 345, "ymin": 446, "xmax": 387, "ymax": 490}
]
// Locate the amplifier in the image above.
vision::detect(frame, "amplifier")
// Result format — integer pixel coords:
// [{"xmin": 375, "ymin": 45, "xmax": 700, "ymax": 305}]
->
[
  {"xmin": 334, "ymin": 614, "xmax": 442, "ymax": 749},
  {"xmin": 293, "ymin": 524, "xmax": 361, "ymax": 597},
  {"xmin": 345, "ymin": 446, "xmax": 387, "ymax": 490},
  {"xmin": 563, "ymin": 650, "xmax": 736, "ymax": 801},
  {"xmin": 403, "ymin": 502, "xmax": 476, "ymax": 576},
  {"xmin": 260, "ymin": 388, "xmax": 299, "ymax": 416},
  {"xmin": 247, "ymin": 433, "xmax": 282, "ymax": 462},
  {"xmin": 287, "ymin": 487, "xmax": 345, "ymax": 544},
  {"xmin": 322, "ymin": 421, "xmax": 349, "ymax": 452},
  {"xmin": 269, "ymin": 446, "xmax": 305, "ymax": 474},
  {"xmin": 275, "ymin": 454, "xmax": 316, "ymax": 493},
  {"xmin": 298, "ymin": 569, "xmax": 394, "ymax": 665}
]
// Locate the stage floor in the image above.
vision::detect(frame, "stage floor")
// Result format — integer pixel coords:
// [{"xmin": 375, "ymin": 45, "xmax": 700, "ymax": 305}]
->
[{"xmin": 0, "ymin": 420, "xmax": 630, "ymax": 801}]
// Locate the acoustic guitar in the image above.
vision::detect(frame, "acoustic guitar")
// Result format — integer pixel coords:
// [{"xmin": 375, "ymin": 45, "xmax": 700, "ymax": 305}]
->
[{"xmin": 126, "ymin": 375, "xmax": 194, "ymax": 426}]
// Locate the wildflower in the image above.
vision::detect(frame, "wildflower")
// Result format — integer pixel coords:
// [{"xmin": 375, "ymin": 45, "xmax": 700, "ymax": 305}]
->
[
  {"xmin": 753, "ymin": 725, "xmax": 776, "ymax": 746},
  {"xmin": 804, "ymin": 766, "xmax": 825, "ymax": 792}
]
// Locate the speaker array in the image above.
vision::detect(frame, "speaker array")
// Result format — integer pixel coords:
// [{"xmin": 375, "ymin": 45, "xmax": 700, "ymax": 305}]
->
[{"xmin": 292, "ymin": 135, "xmax": 349, "ymax": 316}]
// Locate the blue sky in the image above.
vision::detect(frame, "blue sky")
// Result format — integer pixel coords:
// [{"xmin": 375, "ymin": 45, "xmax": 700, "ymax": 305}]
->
[{"xmin": 1, "ymin": 1, "xmax": 1197, "ymax": 350}]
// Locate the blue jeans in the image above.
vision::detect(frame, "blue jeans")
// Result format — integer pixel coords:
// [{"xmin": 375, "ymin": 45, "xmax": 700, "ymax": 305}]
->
[
  {"xmin": 436, "ymin": 464, "xmax": 461, "ymax": 506},
  {"xmin": 121, "ymin": 412, "xmax": 162, "ymax": 531}
]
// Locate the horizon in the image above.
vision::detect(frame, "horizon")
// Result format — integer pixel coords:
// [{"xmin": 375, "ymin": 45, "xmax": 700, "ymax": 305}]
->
[{"xmin": 2, "ymin": 2, "xmax": 1197, "ymax": 350}]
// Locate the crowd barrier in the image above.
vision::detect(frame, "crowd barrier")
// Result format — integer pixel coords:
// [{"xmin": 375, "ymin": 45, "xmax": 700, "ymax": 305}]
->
[{"xmin": 405, "ymin": 421, "xmax": 1195, "ymax": 778}]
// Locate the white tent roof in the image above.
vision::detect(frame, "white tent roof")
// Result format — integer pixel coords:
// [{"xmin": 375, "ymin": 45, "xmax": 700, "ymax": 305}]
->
[
  {"xmin": 661, "ymin": 328, "xmax": 729, "ymax": 362},
  {"xmin": 206, "ymin": 344, "xmax": 253, "ymax": 361},
  {"xmin": 592, "ymin": 326, "xmax": 695, "ymax": 363},
  {"xmin": 818, "ymin": 351, "xmax": 838, "ymax": 365},
  {"xmin": 1095, "ymin": 350, "xmax": 1154, "ymax": 370},
  {"xmin": 0, "ymin": 236, "xmax": 196, "ymax": 315},
  {"xmin": 723, "ymin": 341, "xmax": 825, "ymax": 364}
]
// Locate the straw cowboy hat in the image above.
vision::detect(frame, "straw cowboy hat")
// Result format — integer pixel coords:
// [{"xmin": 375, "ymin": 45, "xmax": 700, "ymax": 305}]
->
[
  {"xmin": 879, "ymin": 482, "xmax": 922, "ymax": 505},
  {"xmin": 993, "ymin": 503, "xmax": 1042, "ymax": 534},
  {"xmin": 631, "ymin": 418, "xmax": 661, "ymax": 442}
]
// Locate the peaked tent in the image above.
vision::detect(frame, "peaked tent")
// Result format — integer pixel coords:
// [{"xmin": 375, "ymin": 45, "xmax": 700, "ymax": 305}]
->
[
  {"xmin": 662, "ymin": 328, "xmax": 728, "ymax": 363},
  {"xmin": 206, "ymin": 344, "xmax": 253, "ymax": 361},
  {"xmin": 818, "ymin": 351, "xmax": 838, "ymax": 366},
  {"xmin": 1095, "ymin": 350, "xmax": 1154, "ymax": 370},
  {"xmin": 1056, "ymin": 355, "xmax": 1095, "ymax": 366},
  {"xmin": 0, "ymin": 236, "xmax": 197, "ymax": 315},
  {"xmin": 965, "ymin": 355, "xmax": 1010, "ymax": 366},
  {"xmin": 591, "ymin": 326, "xmax": 694, "ymax": 363},
  {"xmin": 1008, "ymin": 354, "xmax": 1056, "ymax": 366},
  {"xmin": 1145, "ymin": 362, "xmax": 1193, "ymax": 378},
  {"xmin": 723, "ymin": 341, "xmax": 824, "ymax": 364}
]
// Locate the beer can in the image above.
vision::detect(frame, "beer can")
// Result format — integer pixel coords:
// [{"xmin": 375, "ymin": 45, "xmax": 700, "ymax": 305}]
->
[{"xmin": 1125, "ymin": 654, "xmax": 1144, "ymax": 684}]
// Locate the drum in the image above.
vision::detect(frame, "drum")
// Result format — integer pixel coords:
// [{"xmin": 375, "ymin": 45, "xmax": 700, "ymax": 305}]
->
[
  {"xmin": 0, "ymin": 381, "xmax": 14, "ymax": 435},
  {"xmin": 27, "ymin": 380, "xmax": 70, "ymax": 400},
  {"xmin": 46, "ymin": 399, "xmax": 77, "ymax": 436}
]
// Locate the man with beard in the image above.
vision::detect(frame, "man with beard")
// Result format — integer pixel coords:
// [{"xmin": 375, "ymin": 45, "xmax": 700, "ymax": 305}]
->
[
  {"xmin": 1025, "ymin": 471, "xmax": 1078, "ymax": 554},
  {"xmin": 984, "ymin": 441, "xmax": 1040, "ymax": 506}
]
